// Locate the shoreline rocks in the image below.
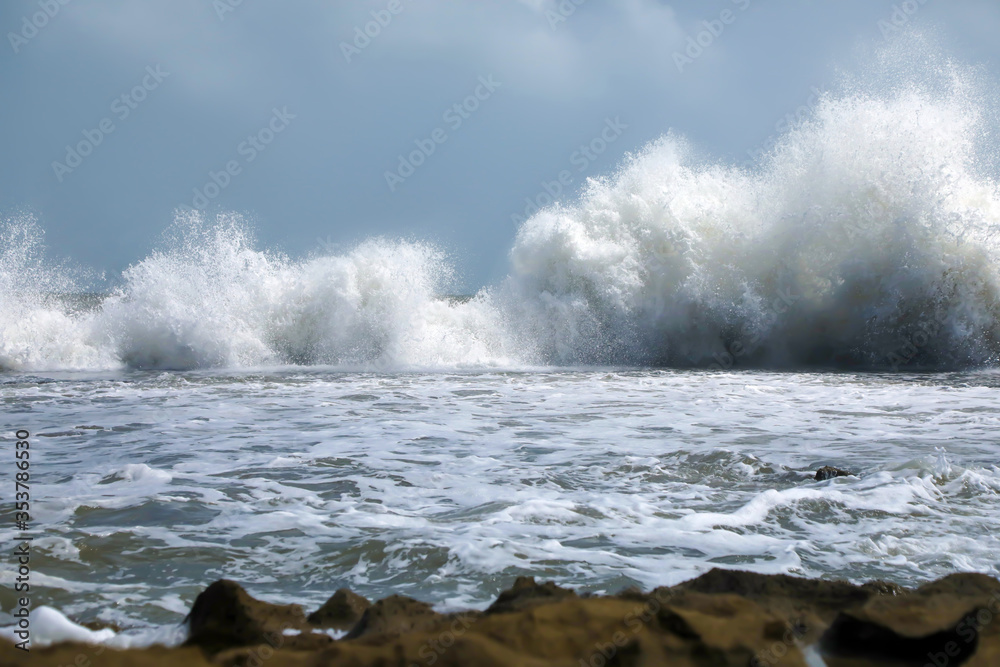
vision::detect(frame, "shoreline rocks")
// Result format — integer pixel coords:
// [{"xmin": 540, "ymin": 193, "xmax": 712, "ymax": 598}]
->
[{"xmin": 5, "ymin": 569, "xmax": 1000, "ymax": 666}]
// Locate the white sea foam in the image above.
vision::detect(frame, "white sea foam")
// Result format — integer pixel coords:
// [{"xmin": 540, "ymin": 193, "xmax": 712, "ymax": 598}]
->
[
  {"xmin": 3, "ymin": 369, "xmax": 998, "ymax": 637},
  {"xmin": 0, "ymin": 606, "xmax": 186, "ymax": 649}
]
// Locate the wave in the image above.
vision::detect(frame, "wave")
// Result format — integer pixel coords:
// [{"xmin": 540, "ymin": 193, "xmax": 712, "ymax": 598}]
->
[
  {"xmin": 2, "ymin": 40, "xmax": 999, "ymax": 372},
  {"xmin": 0, "ymin": 213, "xmax": 513, "ymax": 371}
]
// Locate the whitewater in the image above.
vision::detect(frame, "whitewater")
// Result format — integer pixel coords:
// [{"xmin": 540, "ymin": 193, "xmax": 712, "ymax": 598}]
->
[
  {"xmin": 2, "ymin": 39, "xmax": 1000, "ymax": 646},
  {"xmin": 4, "ymin": 45, "xmax": 1000, "ymax": 373}
]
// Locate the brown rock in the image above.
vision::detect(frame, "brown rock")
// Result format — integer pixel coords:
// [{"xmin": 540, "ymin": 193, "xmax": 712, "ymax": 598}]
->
[
  {"xmin": 668, "ymin": 568, "xmax": 897, "ymax": 611},
  {"xmin": 307, "ymin": 588, "xmax": 371, "ymax": 631},
  {"xmin": 819, "ymin": 572, "xmax": 1000, "ymax": 666},
  {"xmin": 486, "ymin": 576, "xmax": 577, "ymax": 614},
  {"xmin": 343, "ymin": 594, "xmax": 443, "ymax": 640},
  {"xmin": 664, "ymin": 567, "xmax": 902, "ymax": 647},
  {"xmin": 8, "ymin": 571, "xmax": 1000, "ymax": 667},
  {"xmin": 0, "ymin": 642, "xmax": 214, "ymax": 666},
  {"xmin": 656, "ymin": 593, "xmax": 811, "ymax": 666},
  {"xmin": 183, "ymin": 579, "xmax": 331, "ymax": 654}
]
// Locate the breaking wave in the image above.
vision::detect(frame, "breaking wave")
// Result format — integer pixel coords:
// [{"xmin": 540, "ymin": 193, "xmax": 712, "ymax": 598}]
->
[{"xmin": 2, "ymin": 39, "xmax": 999, "ymax": 371}]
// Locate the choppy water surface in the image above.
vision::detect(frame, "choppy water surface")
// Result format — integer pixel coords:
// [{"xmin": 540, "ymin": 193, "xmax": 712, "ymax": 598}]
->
[{"xmin": 1, "ymin": 369, "xmax": 998, "ymax": 633}]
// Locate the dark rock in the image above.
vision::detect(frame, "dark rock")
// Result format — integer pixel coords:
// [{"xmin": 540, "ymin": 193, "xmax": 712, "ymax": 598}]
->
[
  {"xmin": 663, "ymin": 567, "xmax": 902, "ymax": 645},
  {"xmin": 307, "ymin": 588, "xmax": 371, "ymax": 631},
  {"xmin": 342, "ymin": 594, "xmax": 443, "ymax": 639},
  {"xmin": 821, "ymin": 606, "xmax": 981, "ymax": 664},
  {"xmin": 815, "ymin": 466, "xmax": 851, "ymax": 481},
  {"xmin": 12, "ymin": 571, "xmax": 1000, "ymax": 667},
  {"xmin": 668, "ymin": 568, "xmax": 891, "ymax": 608},
  {"xmin": 184, "ymin": 579, "xmax": 331, "ymax": 654},
  {"xmin": 486, "ymin": 576, "xmax": 577, "ymax": 614},
  {"xmin": 818, "ymin": 572, "xmax": 1000, "ymax": 665}
]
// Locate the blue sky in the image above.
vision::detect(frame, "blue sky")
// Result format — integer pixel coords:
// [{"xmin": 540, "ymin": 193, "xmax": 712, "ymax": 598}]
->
[{"xmin": 2, "ymin": 0, "xmax": 999, "ymax": 290}]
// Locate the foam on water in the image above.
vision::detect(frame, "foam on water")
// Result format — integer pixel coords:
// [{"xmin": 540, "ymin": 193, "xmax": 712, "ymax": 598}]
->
[
  {"xmin": 2, "ymin": 40, "xmax": 999, "ymax": 371},
  {"xmin": 2, "ymin": 369, "xmax": 998, "ymax": 634},
  {"xmin": 0, "ymin": 606, "xmax": 186, "ymax": 649}
]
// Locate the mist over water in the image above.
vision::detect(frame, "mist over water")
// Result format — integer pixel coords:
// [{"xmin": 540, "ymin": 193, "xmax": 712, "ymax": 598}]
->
[{"xmin": 3, "ymin": 39, "xmax": 999, "ymax": 372}]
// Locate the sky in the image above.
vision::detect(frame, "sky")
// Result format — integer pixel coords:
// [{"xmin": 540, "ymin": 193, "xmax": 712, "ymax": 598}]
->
[{"xmin": 2, "ymin": 0, "xmax": 999, "ymax": 291}]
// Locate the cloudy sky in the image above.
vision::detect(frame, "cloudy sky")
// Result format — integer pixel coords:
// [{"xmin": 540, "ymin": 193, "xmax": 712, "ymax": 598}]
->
[{"xmin": 2, "ymin": 0, "xmax": 999, "ymax": 289}]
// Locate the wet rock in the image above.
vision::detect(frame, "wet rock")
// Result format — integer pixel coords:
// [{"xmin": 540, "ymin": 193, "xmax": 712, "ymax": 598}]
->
[
  {"xmin": 821, "ymin": 608, "xmax": 981, "ymax": 665},
  {"xmin": 815, "ymin": 465, "xmax": 851, "ymax": 481},
  {"xmin": 668, "ymin": 568, "xmax": 895, "ymax": 610},
  {"xmin": 819, "ymin": 573, "xmax": 1000, "ymax": 666},
  {"xmin": 184, "ymin": 579, "xmax": 331, "ymax": 654},
  {"xmin": 664, "ymin": 567, "xmax": 902, "ymax": 646},
  {"xmin": 655, "ymin": 593, "xmax": 811, "ymax": 666},
  {"xmin": 0, "ymin": 643, "xmax": 215, "ymax": 666},
  {"xmin": 486, "ymin": 576, "xmax": 577, "ymax": 614},
  {"xmin": 8, "ymin": 571, "xmax": 1000, "ymax": 667},
  {"xmin": 343, "ymin": 594, "xmax": 443, "ymax": 639},
  {"xmin": 307, "ymin": 588, "xmax": 371, "ymax": 631}
]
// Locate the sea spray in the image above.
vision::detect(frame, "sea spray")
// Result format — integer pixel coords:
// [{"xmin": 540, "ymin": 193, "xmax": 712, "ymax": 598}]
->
[
  {"xmin": 0, "ymin": 215, "xmax": 109, "ymax": 371},
  {"xmin": 2, "ymin": 38, "xmax": 999, "ymax": 371},
  {"xmin": 499, "ymin": 41, "xmax": 1000, "ymax": 368}
]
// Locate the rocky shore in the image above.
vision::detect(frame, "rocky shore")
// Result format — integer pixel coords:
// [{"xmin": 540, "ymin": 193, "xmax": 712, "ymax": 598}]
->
[{"xmin": 4, "ymin": 569, "xmax": 1000, "ymax": 666}]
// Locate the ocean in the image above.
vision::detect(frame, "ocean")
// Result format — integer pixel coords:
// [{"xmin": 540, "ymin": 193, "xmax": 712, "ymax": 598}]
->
[{"xmin": 2, "ymin": 42, "xmax": 999, "ymax": 646}]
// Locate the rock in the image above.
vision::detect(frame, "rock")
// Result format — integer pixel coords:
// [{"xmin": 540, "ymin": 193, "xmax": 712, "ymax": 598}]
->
[
  {"xmin": 820, "ymin": 574, "xmax": 1000, "ymax": 665},
  {"xmin": 342, "ymin": 594, "xmax": 443, "ymax": 639},
  {"xmin": 183, "ymin": 579, "xmax": 332, "ymax": 654},
  {"xmin": 655, "ymin": 593, "xmax": 811, "ymax": 666},
  {"xmin": 0, "ymin": 643, "xmax": 214, "ymax": 667},
  {"xmin": 667, "ymin": 568, "xmax": 898, "ymax": 611},
  {"xmin": 663, "ymin": 567, "xmax": 902, "ymax": 646},
  {"xmin": 815, "ymin": 465, "xmax": 851, "ymax": 481},
  {"xmin": 486, "ymin": 576, "xmax": 577, "ymax": 614},
  {"xmin": 821, "ymin": 608, "xmax": 980, "ymax": 665},
  {"xmin": 7, "ymin": 571, "xmax": 1000, "ymax": 667},
  {"xmin": 307, "ymin": 588, "xmax": 371, "ymax": 631}
]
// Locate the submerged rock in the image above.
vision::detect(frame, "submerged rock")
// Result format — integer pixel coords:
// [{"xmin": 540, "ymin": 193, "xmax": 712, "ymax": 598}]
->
[{"xmin": 815, "ymin": 465, "xmax": 851, "ymax": 480}]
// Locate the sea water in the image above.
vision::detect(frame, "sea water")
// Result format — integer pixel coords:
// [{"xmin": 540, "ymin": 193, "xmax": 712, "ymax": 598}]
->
[{"xmin": 1, "ymin": 36, "xmax": 999, "ymax": 644}]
